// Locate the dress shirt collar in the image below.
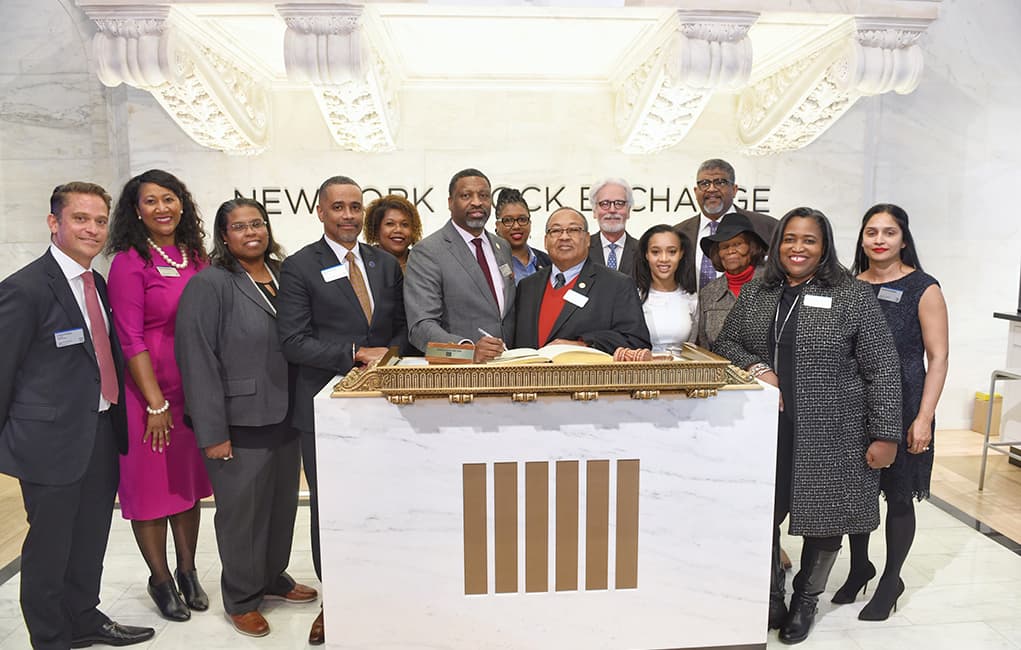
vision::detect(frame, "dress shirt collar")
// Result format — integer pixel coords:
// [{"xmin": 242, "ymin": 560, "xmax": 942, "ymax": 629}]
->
[
  {"xmin": 323, "ymin": 235, "xmax": 361, "ymax": 265},
  {"xmin": 549, "ymin": 259, "xmax": 586, "ymax": 288},
  {"xmin": 49, "ymin": 242, "xmax": 92, "ymax": 280}
]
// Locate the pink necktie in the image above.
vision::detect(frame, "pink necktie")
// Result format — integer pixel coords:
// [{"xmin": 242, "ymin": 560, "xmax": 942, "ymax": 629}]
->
[{"xmin": 80, "ymin": 270, "xmax": 119, "ymax": 404}]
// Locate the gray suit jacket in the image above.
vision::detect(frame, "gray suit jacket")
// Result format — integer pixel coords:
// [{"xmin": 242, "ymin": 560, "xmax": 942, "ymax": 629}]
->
[
  {"xmin": 176, "ymin": 265, "xmax": 290, "ymax": 449},
  {"xmin": 405, "ymin": 220, "xmax": 516, "ymax": 350},
  {"xmin": 676, "ymin": 207, "xmax": 779, "ymax": 288},
  {"xmin": 695, "ymin": 266, "xmax": 764, "ymax": 349},
  {"xmin": 587, "ymin": 232, "xmax": 639, "ymax": 279}
]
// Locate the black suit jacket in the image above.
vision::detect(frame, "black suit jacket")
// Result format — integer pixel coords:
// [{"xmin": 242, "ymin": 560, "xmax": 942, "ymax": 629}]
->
[
  {"xmin": 676, "ymin": 207, "xmax": 779, "ymax": 287},
  {"xmin": 514, "ymin": 260, "xmax": 651, "ymax": 353},
  {"xmin": 587, "ymin": 232, "xmax": 640, "ymax": 279},
  {"xmin": 0, "ymin": 250, "xmax": 127, "ymax": 485},
  {"xmin": 278, "ymin": 239, "xmax": 407, "ymax": 434}
]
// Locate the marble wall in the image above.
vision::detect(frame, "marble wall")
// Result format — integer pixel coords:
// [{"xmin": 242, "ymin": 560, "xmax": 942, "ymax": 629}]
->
[{"xmin": 1, "ymin": 0, "xmax": 1018, "ymax": 429}]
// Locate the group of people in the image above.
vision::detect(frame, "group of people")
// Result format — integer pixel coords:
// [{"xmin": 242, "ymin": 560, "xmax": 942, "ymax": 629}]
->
[{"xmin": 0, "ymin": 158, "xmax": 948, "ymax": 649}]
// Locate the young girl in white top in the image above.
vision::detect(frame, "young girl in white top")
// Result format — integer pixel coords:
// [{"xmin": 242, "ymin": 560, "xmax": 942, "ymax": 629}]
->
[{"xmin": 633, "ymin": 225, "xmax": 698, "ymax": 353}]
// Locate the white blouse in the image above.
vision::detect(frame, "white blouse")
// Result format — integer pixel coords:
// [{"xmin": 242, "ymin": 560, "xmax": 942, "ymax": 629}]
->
[{"xmin": 642, "ymin": 288, "xmax": 698, "ymax": 353}]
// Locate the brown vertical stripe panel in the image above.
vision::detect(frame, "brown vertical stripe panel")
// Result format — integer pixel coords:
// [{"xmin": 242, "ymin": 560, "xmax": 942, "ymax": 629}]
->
[
  {"xmin": 494, "ymin": 462, "xmax": 518, "ymax": 593},
  {"xmin": 555, "ymin": 460, "xmax": 579, "ymax": 591},
  {"xmin": 615, "ymin": 459, "xmax": 640, "ymax": 589},
  {"xmin": 462, "ymin": 463, "xmax": 487, "ymax": 595},
  {"xmin": 585, "ymin": 460, "xmax": 610, "ymax": 590},
  {"xmin": 524, "ymin": 462, "xmax": 549, "ymax": 593}
]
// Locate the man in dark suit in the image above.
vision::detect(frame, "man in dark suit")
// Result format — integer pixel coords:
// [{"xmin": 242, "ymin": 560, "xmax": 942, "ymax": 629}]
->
[
  {"xmin": 586, "ymin": 178, "xmax": 640, "ymax": 279},
  {"xmin": 515, "ymin": 207, "xmax": 650, "ymax": 353},
  {"xmin": 404, "ymin": 168, "xmax": 516, "ymax": 362},
  {"xmin": 0, "ymin": 182, "xmax": 154, "ymax": 649},
  {"xmin": 675, "ymin": 158, "xmax": 779, "ymax": 290},
  {"xmin": 277, "ymin": 175, "xmax": 407, "ymax": 645}
]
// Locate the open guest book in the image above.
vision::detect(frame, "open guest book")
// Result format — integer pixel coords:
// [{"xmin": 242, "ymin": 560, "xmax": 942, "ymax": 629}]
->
[{"xmin": 488, "ymin": 343, "xmax": 612, "ymax": 365}]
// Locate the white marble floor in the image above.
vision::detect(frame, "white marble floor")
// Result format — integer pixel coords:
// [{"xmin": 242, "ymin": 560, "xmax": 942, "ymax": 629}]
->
[{"xmin": 0, "ymin": 500, "xmax": 1019, "ymax": 649}]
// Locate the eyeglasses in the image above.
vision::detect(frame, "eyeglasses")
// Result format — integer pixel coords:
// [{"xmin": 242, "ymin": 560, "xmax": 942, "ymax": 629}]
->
[
  {"xmin": 499, "ymin": 216, "xmax": 531, "ymax": 227},
  {"xmin": 695, "ymin": 178, "xmax": 733, "ymax": 190},
  {"xmin": 228, "ymin": 219, "xmax": 267, "ymax": 232},
  {"xmin": 546, "ymin": 226, "xmax": 587, "ymax": 237},
  {"xmin": 596, "ymin": 199, "xmax": 628, "ymax": 210}
]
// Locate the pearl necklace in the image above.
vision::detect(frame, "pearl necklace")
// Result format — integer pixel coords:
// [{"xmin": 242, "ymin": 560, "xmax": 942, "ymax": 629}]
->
[{"xmin": 147, "ymin": 237, "xmax": 189, "ymax": 270}]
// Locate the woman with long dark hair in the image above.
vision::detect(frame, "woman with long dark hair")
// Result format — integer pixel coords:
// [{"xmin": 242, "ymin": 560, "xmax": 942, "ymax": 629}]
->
[
  {"xmin": 176, "ymin": 198, "xmax": 316, "ymax": 637},
  {"xmin": 633, "ymin": 224, "xmax": 697, "ymax": 353},
  {"xmin": 830, "ymin": 203, "xmax": 949, "ymax": 621},
  {"xmin": 106, "ymin": 169, "xmax": 213, "ymax": 622},
  {"xmin": 715, "ymin": 207, "xmax": 902, "ymax": 644}
]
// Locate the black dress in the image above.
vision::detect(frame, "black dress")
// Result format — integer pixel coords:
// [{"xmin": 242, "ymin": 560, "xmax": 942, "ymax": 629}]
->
[{"xmin": 868, "ymin": 270, "xmax": 939, "ymax": 501}]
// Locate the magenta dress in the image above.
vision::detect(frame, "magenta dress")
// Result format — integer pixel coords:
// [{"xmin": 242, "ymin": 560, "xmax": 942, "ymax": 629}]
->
[{"xmin": 108, "ymin": 246, "xmax": 213, "ymax": 520}]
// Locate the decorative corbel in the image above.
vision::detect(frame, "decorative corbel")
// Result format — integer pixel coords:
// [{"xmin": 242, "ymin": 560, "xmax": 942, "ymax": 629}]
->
[
  {"xmin": 83, "ymin": 3, "xmax": 269, "ymax": 155},
  {"xmin": 615, "ymin": 11, "xmax": 757, "ymax": 155},
  {"xmin": 278, "ymin": 3, "xmax": 398, "ymax": 152}
]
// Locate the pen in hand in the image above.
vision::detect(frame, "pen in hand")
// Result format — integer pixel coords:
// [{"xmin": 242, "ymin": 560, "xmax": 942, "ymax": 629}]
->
[{"xmin": 477, "ymin": 327, "xmax": 506, "ymax": 352}]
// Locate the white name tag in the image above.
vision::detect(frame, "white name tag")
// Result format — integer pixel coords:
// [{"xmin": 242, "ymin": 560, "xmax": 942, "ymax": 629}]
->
[
  {"xmin": 156, "ymin": 266, "xmax": 181, "ymax": 277},
  {"xmin": 564, "ymin": 289, "xmax": 589, "ymax": 308},
  {"xmin": 499, "ymin": 263, "xmax": 512, "ymax": 278},
  {"xmin": 54, "ymin": 328, "xmax": 85, "ymax": 348},
  {"xmin": 320, "ymin": 264, "xmax": 349, "ymax": 283},
  {"xmin": 877, "ymin": 287, "xmax": 903, "ymax": 303},
  {"xmin": 803, "ymin": 294, "xmax": 832, "ymax": 309}
]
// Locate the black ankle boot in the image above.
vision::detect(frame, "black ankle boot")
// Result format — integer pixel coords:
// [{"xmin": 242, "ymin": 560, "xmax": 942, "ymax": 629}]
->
[
  {"xmin": 779, "ymin": 546, "xmax": 839, "ymax": 644},
  {"xmin": 147, "ymin": 578, "xmax": 191, "ymax": 621},
  {"xmin": 768, "ymin": 543, "xmax": 788, "ymax": 630},
  {"xmin": 831, "ymin": 560, "xmax": 876, "ymax": 604},
  {"xmin": 175, "ymin": 568, "xmax": 209, "ymax": 611}
]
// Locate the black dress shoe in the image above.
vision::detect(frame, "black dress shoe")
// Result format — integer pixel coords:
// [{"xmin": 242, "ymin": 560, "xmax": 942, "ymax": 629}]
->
[
  {"xmin": 175, "ymin": 568, "xmax": 210, "ymax": 611},
  {"xmin": 148, "ymin": 578, "xmax": 191, "ymax": 621},
  {"xmin": 70, "ymin": 621, "xmax": 155, "ymax": 647}
]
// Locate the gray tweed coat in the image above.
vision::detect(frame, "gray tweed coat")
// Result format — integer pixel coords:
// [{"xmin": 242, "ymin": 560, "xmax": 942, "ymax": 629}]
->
[{"xmin": 714, "ymin": 274, "xmax": 902, "ymax": 537}]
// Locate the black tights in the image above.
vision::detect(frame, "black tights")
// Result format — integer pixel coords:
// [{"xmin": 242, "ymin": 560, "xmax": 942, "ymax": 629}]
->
[
  {"xmin": 846, "ymin": 498, "xmax": 915, "ymax": 592},
  {"xmin": 131, "ymin": 500, "xmax": 202, "ymax": 585}
]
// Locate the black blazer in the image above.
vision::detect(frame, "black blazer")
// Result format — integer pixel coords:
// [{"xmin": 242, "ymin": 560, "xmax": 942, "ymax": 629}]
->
[
  {"xmin": 513, "ymin": 260, "xmax": 651, "ymax": 353},
  {"xmin": 0, "ymin": 250, "xmax": 127, "ymax": 485},
  {"xmin": 176, "ymin": 265, "xmax": 292, "ymax": 448},
  {"xmin": 531, "ymin": 247, "xmax": 552, "ymax": 271},
  {"xmin": 587, "ymin": 232, "xmax": 640, "ymax": 279},
  {"xmin": 277, "ymin": 239, "xmax": 407, "ymax": 433}
]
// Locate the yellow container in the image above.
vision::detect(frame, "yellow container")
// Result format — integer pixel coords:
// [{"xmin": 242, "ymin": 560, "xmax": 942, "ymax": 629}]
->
[{"xmin": 972, "ymin": 391, "xmax": 1003, "ymax": 434}]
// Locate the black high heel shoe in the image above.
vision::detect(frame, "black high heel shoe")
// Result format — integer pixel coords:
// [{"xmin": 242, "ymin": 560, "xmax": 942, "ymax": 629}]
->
[
  {"xmin": 147, "ymin": 578, "xmax": 191, "ymax": 621},
  {"xmin": 831, "ymin": 561, "xmax": 876, "ymax": 604},
  {"xmin": 175, "ymin": 568, "xmax": 209, "ymax": 611},
  {"xmin": 858, "ymin": 577, "xmax": 905, "ymax": 621}
]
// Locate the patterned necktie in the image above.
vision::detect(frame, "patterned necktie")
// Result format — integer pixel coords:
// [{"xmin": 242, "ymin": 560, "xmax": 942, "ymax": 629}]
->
[
  {"xmin": 553, "ymin": 272, "xmax": 566, "ymax": 289},
  {"xmin": 345, "ymin": 251, "xmax": 372, "ymax": 323},
  {"xmin": 606, "ymin": 242, "xmax": 619, "ymax": 270},
  {"xmin": 471, "ymin": 238, "xmax": 499, "ymax": 306},
  {"xmin": 699, "ymin": 220, "xmax": 719, "ymax": 288},
  {"xmin": 80, "ymin": 270, "xmax": 118, "ymax": 404}
]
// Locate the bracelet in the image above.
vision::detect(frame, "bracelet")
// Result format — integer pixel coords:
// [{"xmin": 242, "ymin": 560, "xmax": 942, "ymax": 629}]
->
[
  {"xmin": 146, "ymin": 400, "xmax": 170, "ymax": 415},
  {"xmin": 747, "ymin": 363, "xmax": 772, "ymax": 378}
]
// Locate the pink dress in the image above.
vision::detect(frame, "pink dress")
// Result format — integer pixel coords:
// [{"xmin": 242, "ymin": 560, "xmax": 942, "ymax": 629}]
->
[{"xmin": 108, "ymin": 246, "xmax": 213, "ymax": 520}]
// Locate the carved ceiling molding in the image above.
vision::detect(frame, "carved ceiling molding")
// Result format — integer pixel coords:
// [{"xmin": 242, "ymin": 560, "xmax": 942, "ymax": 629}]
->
[
  {"xmin": 278, "ymin": 3, "xmax": 398, "ymax": 152},
  {"xmin": 616, "ymin": 11, "xmax": 757, "ymax": 155},
  {"xmin": 85, "ymin": 4, "xmax": 269, "ymax": 155},
  {"xmin": 738, "ymin": 17, "xmax": 931, "ymax": 155}
]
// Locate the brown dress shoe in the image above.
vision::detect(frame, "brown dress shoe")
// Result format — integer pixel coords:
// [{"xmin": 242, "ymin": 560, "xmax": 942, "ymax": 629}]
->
[
  {"xmin": 230, "ymin": 611, "xmax": 270, "ymax": 637},
  {"xmin": 309, "ymin": 608, "xmax": 325, "ymax": 646},
  {"xmin": 266, "ymin": 582, "xmax": 319, "ymax": 603}
]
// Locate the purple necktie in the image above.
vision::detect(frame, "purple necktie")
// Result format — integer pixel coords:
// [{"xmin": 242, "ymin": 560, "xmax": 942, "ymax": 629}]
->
[{"xmin": 699, "ymin": 220, "xmax": 719, "ymax": 288}]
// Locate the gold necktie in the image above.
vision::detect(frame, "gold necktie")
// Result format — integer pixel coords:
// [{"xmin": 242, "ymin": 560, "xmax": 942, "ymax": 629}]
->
[{"xmin": 346, "ymin": 251, "xmax": 372, "ymax": 322}]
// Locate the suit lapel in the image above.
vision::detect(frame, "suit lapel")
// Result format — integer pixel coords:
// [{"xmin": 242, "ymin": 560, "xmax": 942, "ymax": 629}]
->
[
  {"xmin": 548, "ymin": 261, "xmax": 596, "ymax": 341},
  {"xmin": 444, "ymin": 223, "xmax": 500, "ymax": 311},
  {"xmin": 232, "ymin": 270, "xmax": 275, "ymax": 317},
  {"xmin": 487, "ymin": 232, "xmax": 515, "ymax": 316},
  {"xmin": 45, "ymin": 251, "xmax": 96, "ymax": 365},
  {"xmin": 316, "ymin": 238, "xmax": 367, "ymax": 325}
]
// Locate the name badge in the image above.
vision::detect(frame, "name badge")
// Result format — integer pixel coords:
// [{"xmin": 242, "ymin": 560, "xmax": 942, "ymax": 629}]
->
[
  {"xmin": 803, "ymin": 294, "xmax": 832, "ymax": 309},
  {"xmin": 877, "ymin": 287, "xmax": 903, "ymax": 303},
  {"xmin": 499, "ymin": 263, "xmax": 512, "ymax": 278},
  {"xmin": 564, "ymin": 290, "xmax": 589, "ymax": 308},
  {"xmin": 156, "ymin": 266, "xmax": 181, "ymax": 278},
  {"xmin": 321, "ymin": 264, "xmax": 349, "ymax": 283},
  {"xmin": 55, "ymin": 328, "xmax": 85, "ymax": 348}
]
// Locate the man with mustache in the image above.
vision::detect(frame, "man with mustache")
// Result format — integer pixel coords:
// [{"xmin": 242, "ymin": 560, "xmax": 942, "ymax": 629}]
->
[
  {"xmin": 676, "ymin": 159, "xmax": 779, "ymax": 290},
  {"xmin": 587, "ymin": 178, "xmax": 640, "ymax": 279},
  {"xmin": 404, "ymin": 168, "xmax": 516, "ymax": 363}
]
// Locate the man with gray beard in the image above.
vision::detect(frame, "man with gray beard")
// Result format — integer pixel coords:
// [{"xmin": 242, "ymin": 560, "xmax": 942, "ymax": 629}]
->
[
  {"xmin": 586, "ymin": 178, "xmax": 640, "ymax": 279},
  {"xmin": 404, "ymin": 168, "xmax": 516, "ymax": 363}
]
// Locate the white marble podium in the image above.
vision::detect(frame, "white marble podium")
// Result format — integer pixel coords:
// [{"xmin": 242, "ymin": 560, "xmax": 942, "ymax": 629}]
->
[{"xmin": 314, "ymin": 383, "xmax": 777, "ymax": 650}]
